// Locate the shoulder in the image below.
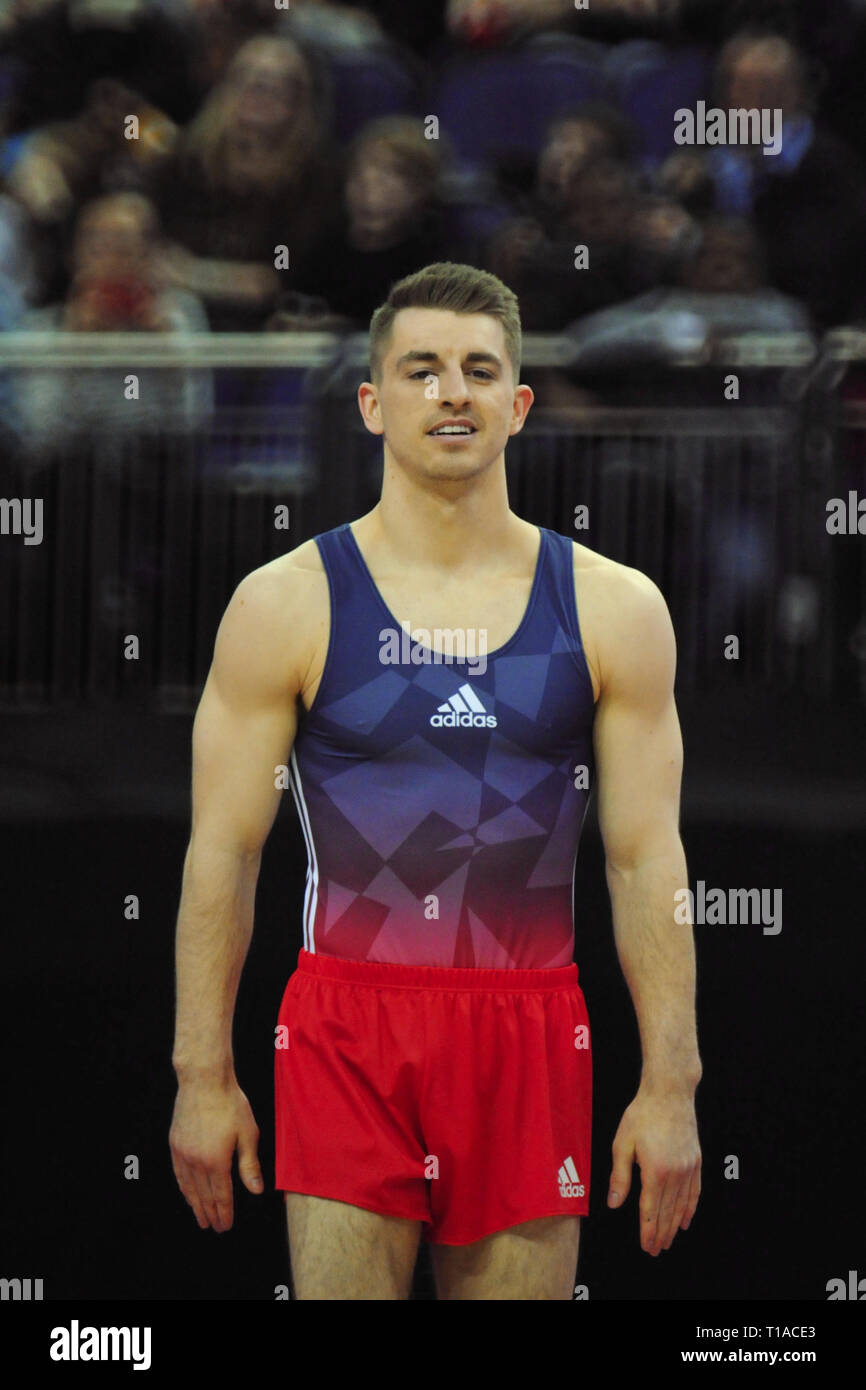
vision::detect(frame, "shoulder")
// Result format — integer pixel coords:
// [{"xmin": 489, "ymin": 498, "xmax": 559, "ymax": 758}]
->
[
  {"xmin": 231, "ymin": 536, "xmax": 328, "ymax": 624},
  {"xmin": 569, "ymin": 540, "xmax": 675, "ymax": 700},
  {"xmin": 571, "ymin": 538, "xmax": 669, "ymax": 618},
  {"xmin": 213, "ymin": 537, "xmax": 329, "ymax": 695}
]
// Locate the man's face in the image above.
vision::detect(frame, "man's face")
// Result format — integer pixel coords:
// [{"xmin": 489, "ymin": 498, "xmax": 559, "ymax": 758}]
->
[
  {"xmin": 538, "ymin": 119, "xmax": 609, "ymax": 209},
  {"xmin": 359, "ymin": 307, "xmax": 532, "ymax": 481},
  {"xmin": 725, "ymin": 43, "xmax": 801, "ymax": 118}
]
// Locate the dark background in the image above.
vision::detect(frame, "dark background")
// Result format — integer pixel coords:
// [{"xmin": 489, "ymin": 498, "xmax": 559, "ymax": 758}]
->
[{"xmin": 2, "ymin": 0, "xmax": 866, "ymax": 1303}]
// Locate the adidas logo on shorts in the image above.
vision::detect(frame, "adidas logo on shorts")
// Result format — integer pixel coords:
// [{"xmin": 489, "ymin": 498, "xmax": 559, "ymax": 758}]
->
[
  {"xmin": 558, "ymin": 1155, "xmax": 585, "ymax": 1198},
  {"xmin": 430, "ymin": 683, "xmax": 497, "ymax": 728}
]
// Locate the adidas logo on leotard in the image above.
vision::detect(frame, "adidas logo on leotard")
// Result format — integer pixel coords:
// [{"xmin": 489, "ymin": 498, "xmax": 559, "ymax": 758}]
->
[
  {"xmin": 558, "ymin": 1155, "xmax": 585, "ymax": 1199},
  {"xmin": 430, "ymin": 682, "xmax": 498, "ymax": 728}
]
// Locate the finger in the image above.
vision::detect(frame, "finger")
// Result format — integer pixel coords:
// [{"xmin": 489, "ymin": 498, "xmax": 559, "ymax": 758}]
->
[
  {"xmin": 608, "ymin": 1138, "xmax": 634, "ymax": 1209},
  {"xmin": 172, "ymin": 1155, "xmax": 211, "ymax": 1229},
  {"xmin": 207, "ymin": 1167, "xmax": 235, "ymax": 1232},
  {"xmin": 680, "ymin": 1161, "xmax": 702, "ymax": 1230},
  {"xmin": 656, "ymin": 1172, "xmax": 688, "ymax": 1251},
  {"xmin": 190, "ymin": 1163, "xmax": 223, "ymax": 1230},
  {"xmin": 638, "ymin": 1170, "xmax": 664, "ymax": 1254},
  {"xmin": 196, "ymin": 1159, "xmax": 236, "ymax": 1232},
  {"xmin": 181, "ymin": 1158, "xmax": 225, "ymax": 1232}
]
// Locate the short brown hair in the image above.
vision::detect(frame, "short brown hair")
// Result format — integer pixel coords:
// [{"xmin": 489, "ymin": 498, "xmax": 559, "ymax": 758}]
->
[
  {"xmin": 349, "ymin": 116, "xmax": 444, "ymax": 198},
  {"xmin": 369, "ymin": 261, "xmax": 522, "ymax": 385}
]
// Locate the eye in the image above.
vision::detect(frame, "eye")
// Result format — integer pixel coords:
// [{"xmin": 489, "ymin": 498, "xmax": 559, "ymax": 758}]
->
[
  {"xmin": 471, "ymin": 369, "xmax": 494, "ymax": 379},
  {"xmin": 409, "ymin": 370, "xmax": 434, "ymax": 379}
]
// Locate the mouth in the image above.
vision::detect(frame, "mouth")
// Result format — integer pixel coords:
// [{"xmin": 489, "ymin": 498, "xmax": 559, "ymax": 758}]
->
[{"xmin": 427, "ymin": 421, "xmax": 478, "ymax": 439}]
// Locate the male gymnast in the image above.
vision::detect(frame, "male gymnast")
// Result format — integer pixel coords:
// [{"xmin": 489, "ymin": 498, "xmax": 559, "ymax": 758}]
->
[{"xmin": 169, "ymin": 261, "xmax": 701, "ymax": 1299}]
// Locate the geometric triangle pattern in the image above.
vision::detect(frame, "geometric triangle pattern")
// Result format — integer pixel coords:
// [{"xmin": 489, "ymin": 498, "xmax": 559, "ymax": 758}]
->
[{"xmin": 287, "ymin": 523, "xmax": 597, "ymax": 969}]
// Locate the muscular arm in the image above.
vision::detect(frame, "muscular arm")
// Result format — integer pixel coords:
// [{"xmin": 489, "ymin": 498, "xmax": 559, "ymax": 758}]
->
[
  {"xmin": 591, "ymin": 564, "xmax": 702, "ymax": 1252},
  {"xmin": 594, "ymin": 569, "xmax": 700, "ymax": 1089},
  {"xmin": 170, "ymin": 561, "xmax": 305, "ymax": 1230}
]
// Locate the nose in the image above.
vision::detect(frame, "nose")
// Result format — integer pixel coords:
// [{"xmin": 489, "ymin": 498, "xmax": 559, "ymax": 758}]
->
[{"xmin": 437, "ymin": 365, "xmax": 473, "ymax": 409}]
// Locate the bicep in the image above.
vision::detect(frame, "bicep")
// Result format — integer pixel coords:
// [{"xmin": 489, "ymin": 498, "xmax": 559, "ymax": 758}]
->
[
  {"xmin": 593, "ymin": 573, "xmax": 683, "ymax": 873},
  {"xmin": 189, "ymin": 573, "xmax": 300, "ymax": 859}
]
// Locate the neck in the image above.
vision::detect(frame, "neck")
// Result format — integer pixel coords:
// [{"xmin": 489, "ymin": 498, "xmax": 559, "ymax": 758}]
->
[{"xmin": 358, "ymin": 455, "xmax": 532, "ymax": 576}]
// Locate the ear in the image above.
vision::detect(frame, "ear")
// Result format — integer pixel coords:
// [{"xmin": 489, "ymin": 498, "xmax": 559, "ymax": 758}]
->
[
  {"xmin": 508, "ymin": 383, "xmax": 534, "ymax": 436},
  {"xmin": 358, "ymin": 380, "xmax": 384, "ymax": 435}
]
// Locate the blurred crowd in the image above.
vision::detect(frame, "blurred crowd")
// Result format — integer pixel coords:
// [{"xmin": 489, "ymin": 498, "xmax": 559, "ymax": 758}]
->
[{"xmin": 2, "ymin": 0, "xmax": 866, "ymax": 439}]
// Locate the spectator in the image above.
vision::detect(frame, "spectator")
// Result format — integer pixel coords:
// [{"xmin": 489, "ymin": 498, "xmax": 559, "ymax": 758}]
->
[
  {"xmin": 629, "ymin": 192, "xmax": 702, "ymax": 284},
  {"xmin": 288, "ymin": 116, "xmax": 450, "ymax": 327},
  {"xmin": 706, "ymin": 30, "xmax": 866, "ymax": 329},
  {"xmin": 3, "ymin": 76, "xmax": 177, "ymax": 303},
  {"xmin": 488, "ymin": 151, "xmax": 652, "ymax": 329},
  {"xmin": 5, "ymin": 76, "xmax": 176, "ymax": 219},
  {"xmin": 536, "ymin": 213, "xmax": 811, "ymax": 409},
  {"xmin": 185, "ymin": 0, "xmax": 282, "ymax": 95},
  {"xmin": 13, "ymin": 191, "xmax": 212, "ymax": 453},
  {"xmin": 660, "ymin": 213, "xmax": 812, "ymax": 332},
  {"xmin": 535, "ymin": 105, "xmax": 634, "ymax": 225},
  {"xmin": 150, "ymin": 33, "xmax": 341, "ymax": 331}
]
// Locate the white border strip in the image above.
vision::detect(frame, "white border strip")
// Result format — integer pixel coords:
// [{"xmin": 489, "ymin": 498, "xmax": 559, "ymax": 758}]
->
[{"xmin": 288, "ymin": 746, "xmax": 319, "ymax": 954}]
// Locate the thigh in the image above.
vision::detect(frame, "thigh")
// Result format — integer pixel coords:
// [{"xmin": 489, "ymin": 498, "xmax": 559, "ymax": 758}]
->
[
  {"xmin": 285, "ymin": 1192, "xmax": 423, "ymax": 1300},
  {"xmin": 431, "ymin": 1214, "xmax": 580, "ymax": 1301}
]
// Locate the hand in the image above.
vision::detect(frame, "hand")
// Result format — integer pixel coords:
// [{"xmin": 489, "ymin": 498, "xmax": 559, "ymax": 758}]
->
[
  {"xmin": 153, "ymin": 243, "xmax": 198, "ymax": 293},
  {"xmin": 169, "ymin": 1074, "xmax": 264, "ymax": 1231},
  {"xmin": 607, "ymin": 1085, "xmax": 701, "ymax": 1254},
  {"xmin": 63, "ymin": 284, "xmax": 115, "ymax": 332},
  {"xmin": 6, "ymin": 149, "xmax": 72, "ymax": 223},
  {"xmin": 129, "ymin": 291, "xmax": 172, "ymax": 332},
  {"xmin": 657, "ymin": 151, "xmax": 711, "ymax": 202}
]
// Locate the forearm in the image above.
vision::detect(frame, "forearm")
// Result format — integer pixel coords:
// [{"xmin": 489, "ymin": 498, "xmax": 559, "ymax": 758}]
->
[
  {"xmin": 172, "ymin": 839, "xmax": 260, "ymax": 1081},
  {"xmin": 606, "ymin": 845, "xmax": 701, "ymax": 1094},
  {"xmin": 183, "ymin": 257, "xmax": 280, "ymax": 306}
]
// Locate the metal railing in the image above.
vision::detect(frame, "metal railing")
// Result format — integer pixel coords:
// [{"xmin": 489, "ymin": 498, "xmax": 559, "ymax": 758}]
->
[{"xmin": 0, "ymin": 330, "xmax": 862, "ymax": 707}]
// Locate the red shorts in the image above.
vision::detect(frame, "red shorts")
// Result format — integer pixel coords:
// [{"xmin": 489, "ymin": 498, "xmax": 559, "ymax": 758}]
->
[{"xmin": 274, "ymin": 948, "xmax": 592, "ymax": 1246}]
